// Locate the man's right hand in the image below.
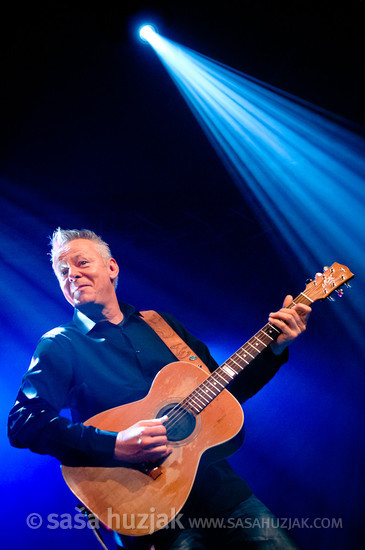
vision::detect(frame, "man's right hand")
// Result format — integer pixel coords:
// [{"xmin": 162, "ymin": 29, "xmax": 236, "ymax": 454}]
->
[{"xmin": 114, "ymin": 416, "xmax": 172, "ymax": 463}]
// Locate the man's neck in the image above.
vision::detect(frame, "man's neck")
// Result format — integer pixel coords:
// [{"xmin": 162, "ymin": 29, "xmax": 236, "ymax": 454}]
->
[{"xmin": 77, "ymin": 299, "xmax": 124, "ymax": 325}]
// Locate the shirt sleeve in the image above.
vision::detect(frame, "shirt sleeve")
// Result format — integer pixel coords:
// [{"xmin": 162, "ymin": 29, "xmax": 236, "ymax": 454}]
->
[
  {"xmin": 160, "ymin": 312, "xmax": 289, "ymax": 403},
  {"xmin": 8, "ymin": 335, "xmax": 117, "ymax": 466}
]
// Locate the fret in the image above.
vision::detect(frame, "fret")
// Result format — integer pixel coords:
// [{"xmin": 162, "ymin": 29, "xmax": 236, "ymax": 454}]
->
[
  {"xmin": 295, "ymin": 292, "xmax": 313, "ymax": 305},
  {"xmin": 246, "ymin": 340, "xmax": 263, "ymax": 354},
  {"xmin": 263, "ymin": 323, "xmax": 281, "ymax": 338},
  {"xmin": 214, "ymin": 370, "xmax": 231, "ymax": 386},
  {"xmin": 240, "ymin": 347, "xmax": 255, "ymax": 360},
  {"xmin": 226, "ymin": 356, "xmax": 243, "ymax": 370},
  {"xmin": 182, "ymin": 295, "xmax": 300, "ymax": 415},
  {"xmin": 208, "ymin": 376, "xmax": 225, "ymax": 389},
  {"xmin": 260, "ymin": 328, "xmax": 274, "ymax": 340},
  {"xmin": 232, "ymin": 351, "xmax": 249, "ymax": 365},
  {"xmin": 195, "ymin": 391, "xmax": 210, "ymax": 405},
  {"xmin": 222, "ymin": 365, "xmax": 236, "ymax": 379},
  {"xmin": 200, "ymin": 382, "xmax": 218, "ymax": 398},
  {"xmin": 188, "ymin": 393, "xmax": 205, "ymax": 411},
  {"xmin": 186, "ymin": 401, "xmax": 201, "ymax": 414},
  {"xmin": 254, "ymin": 335, "xmax": 267, "ymax": 347},
  {"xmin": 183, "ymin": 401, "xmax": 199, "ymax": 415}
]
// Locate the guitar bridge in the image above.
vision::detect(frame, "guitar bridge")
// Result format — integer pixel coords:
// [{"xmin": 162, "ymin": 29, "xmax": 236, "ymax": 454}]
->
[{"xmin": 139, "ymin": 464, "xmax": 163, "ymax": 480}]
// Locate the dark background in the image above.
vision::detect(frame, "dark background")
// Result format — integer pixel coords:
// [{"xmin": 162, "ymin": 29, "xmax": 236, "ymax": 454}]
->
[{"xmin": 1, "ymin": 1, "xmax": 364, "ymax": 549}]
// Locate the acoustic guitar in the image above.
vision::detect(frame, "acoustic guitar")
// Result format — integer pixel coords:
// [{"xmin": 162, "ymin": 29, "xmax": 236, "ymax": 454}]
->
[{"xmin": 62, "ymin": 263, "xmax": 353, "ymax": 536}]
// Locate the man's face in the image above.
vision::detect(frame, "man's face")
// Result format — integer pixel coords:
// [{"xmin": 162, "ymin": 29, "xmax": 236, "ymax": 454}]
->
[{"xmin": 54, "ymin": 239, "xmax": 119, "ymax": 307}]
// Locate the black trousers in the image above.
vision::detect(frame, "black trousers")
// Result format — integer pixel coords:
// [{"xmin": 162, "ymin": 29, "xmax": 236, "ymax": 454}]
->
[{"xmin": 117, "ymin": 495, "xmax": 300, "ymax": 550}]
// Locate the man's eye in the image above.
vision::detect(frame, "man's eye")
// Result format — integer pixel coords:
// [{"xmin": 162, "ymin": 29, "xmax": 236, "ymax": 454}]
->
[
  {"xmin": 61, "ymin": 269, "xmax": 68, "ymax": 276},
  {"xmin": 80, "ymin": 261, "xmax": 88, "ymax": 266}
]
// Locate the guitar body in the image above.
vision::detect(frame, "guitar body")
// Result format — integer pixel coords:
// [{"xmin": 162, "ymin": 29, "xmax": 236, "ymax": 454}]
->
[{"xmin": 62, "ymin": 361, "xmax": 244, "ymax": 536}]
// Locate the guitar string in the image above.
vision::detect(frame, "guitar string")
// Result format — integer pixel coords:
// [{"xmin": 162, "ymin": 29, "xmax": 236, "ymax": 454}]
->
[
  {"xmin": 162, "ymin": 293, "xmax": 312, "ymax": 433},
  {"xmin": 163, "ymin": 294, "xmax": 312, "ymax": 433},
  {"xmin": 163, "ymin": 276, "xmax": 347, "ymax": 433},
  {"xmin": 162, "ymin": 293, "xmax": 313, "ymax": 435},
  {"xmin": 162, "ymin": 323, "xmax": 279, "ymax": 433}
]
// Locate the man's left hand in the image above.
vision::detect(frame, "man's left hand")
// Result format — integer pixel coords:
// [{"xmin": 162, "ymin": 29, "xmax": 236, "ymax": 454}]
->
[{"xmin": 269, "ymin": 295, "xmax": 312, "ymax": 356}]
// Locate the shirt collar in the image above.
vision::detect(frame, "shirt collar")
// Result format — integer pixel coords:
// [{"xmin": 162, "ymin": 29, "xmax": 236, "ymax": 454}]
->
[{"xmin": 73, "ymin": 302, "xmax": 141, "ymax": 335}]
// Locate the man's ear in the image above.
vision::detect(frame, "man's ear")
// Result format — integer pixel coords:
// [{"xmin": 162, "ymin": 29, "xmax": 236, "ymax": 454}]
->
[{"xmin": 108, "ymin": 257, "xmax": 119, "ymax": 284}]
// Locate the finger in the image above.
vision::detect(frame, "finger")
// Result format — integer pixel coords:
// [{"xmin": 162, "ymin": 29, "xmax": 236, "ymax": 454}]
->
[
  {"xmin": 280, "ymin": 295, "xmax": 311, "ymax": 318},
  {"xmin": 122, "ymin": 445, "xmax": 172, "ymax": 464},
  {"xmin": 269, "ymin": 317, "xmax": 297, "ymax": 336},
  {"xmin": 140, "ymin": 435, "xmax": 169, "ymax": 450},
  {"xmin": 136, "ymin": 416, "xmax": 168, "ymax": 427},
  {"xmin": 293, "ymin": 304, "xmax": 312, "ymax": 320},
  {"xmin": 284, "ymin": 306, "xmax": 311, "ymax": 329},
  {"xmin": 270, "ymin": 310, "xmax": 303, "ymax": 334},
  {"xmin": 269, "ymin": 309, "xmax": 309, "ymax": 341},
  {"xmin": 144, "ymin": 445, "xmax": 173, "ymax": 461},
  {"xmin": 141, "ymin": 425, "xmax": 167, "ymax": 438},
  {"xmin": 282, "ymin": 295, "xmax": 293, "ymax": 308},
  {"xmin": 272, "ymin": 304, "xmax": 310, "ymax": 323},
  {"xmin": 270, "ymin": 309, "xmax": 300, "ymax": 327}
]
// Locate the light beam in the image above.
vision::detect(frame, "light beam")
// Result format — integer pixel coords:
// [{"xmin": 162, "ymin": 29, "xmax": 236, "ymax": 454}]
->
[{"xmin": 141, "ymin": 31, "xmax": 365, "ymax": 346}]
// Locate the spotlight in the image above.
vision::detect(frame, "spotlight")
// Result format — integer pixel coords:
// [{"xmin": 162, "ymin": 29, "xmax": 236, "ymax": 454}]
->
[{"xmin": 139, "ymin": 24, "xmax": 157, "ymax": 42}]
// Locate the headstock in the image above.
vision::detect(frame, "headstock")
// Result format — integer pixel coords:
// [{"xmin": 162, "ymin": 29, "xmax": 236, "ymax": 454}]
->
[{"xmin": 304, "ymin": 263, "xmax": 354, "ymax": 303}]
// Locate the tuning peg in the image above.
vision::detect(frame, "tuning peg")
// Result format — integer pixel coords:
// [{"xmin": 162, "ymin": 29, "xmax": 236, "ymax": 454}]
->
[
  {"xmin": 306, "ymin": 278, "xmax": 313, "ymax": 284},
  {"xmin": 323, "ymin": 266, "xmax": 329, "ymax": 272},
  {"xmin": 345, "ymin": 283, "xmax": 351, "ymax": 288},
  {"xmin": 327, "ymin": 296, "xmax": 335, "ymax": 302},
  {"xmin": 335, "ymin": 289, "xmax": 344, "ymax": 298}
]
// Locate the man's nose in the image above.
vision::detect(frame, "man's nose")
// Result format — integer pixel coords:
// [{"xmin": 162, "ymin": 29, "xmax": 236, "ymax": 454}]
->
[{"xmin": 68, "ymin": 268, "xmax": 81, "ymax": 281}]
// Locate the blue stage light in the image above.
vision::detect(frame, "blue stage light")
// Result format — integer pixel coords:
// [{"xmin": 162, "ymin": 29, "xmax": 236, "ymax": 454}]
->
[
  {"xmin": 139, "ymin": 24, "xmax": 157, "ymax": 42},
  {"xmin": 141, "ymin": 30, "xmax": 365, "ymax": 346}
]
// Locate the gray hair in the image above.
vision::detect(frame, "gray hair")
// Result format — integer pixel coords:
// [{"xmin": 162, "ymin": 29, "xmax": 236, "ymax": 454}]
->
[{"xmin": 50, "ymin": 228, "xmax": 118, "ymax": 287}]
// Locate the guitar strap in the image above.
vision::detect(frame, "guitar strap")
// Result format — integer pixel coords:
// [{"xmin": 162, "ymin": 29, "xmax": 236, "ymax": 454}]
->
[{"xmin": 141, "ymin": 310, "xmax": 211, "ymax": 375}]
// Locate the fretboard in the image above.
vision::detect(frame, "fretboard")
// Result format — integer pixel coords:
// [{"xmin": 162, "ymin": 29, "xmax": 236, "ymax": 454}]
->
[{"xmin": 181, "ymin": 292, "xmax": 312, "ymax": 415}]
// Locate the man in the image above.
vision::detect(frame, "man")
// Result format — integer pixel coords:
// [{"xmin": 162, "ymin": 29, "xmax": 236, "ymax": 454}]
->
[{"xmin": 8, "ymin": 228, "xmax": 311, "ymax": 549}]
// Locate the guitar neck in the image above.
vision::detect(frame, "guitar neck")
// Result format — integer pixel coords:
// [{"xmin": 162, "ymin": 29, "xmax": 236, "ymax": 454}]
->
[{"xmin": 182, "ymin": 292, "xmax": 313, "ymax": 415}]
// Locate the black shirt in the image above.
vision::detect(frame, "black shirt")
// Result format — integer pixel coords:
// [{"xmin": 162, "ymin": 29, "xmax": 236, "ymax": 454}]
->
[{"xmin": 8, "ymin": 302, "xmax": 288, "ymax": 515}]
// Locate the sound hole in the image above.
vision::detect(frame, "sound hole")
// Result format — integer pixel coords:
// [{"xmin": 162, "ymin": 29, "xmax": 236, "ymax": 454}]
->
[{"xmin": 157, "ymin": 403, "xmax": 196, "ymax": 442}]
